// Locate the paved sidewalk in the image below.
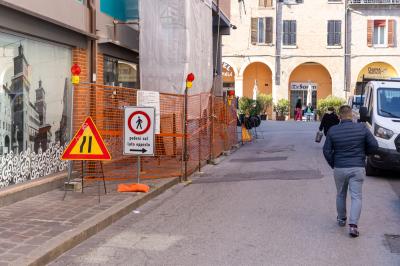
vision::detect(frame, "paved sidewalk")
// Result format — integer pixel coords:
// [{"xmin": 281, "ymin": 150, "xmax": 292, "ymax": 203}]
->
[{"xmin": 0, "ymin": 177, "xmax": 178, "ymax": 266}]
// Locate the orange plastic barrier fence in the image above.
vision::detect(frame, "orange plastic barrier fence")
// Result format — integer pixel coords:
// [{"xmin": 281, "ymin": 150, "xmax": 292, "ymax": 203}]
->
[{"xmin": 71, "ymin": 84, "xmax": 237, "ymax": 181}]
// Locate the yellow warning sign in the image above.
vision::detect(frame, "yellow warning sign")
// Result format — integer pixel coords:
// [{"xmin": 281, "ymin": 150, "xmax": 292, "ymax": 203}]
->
[{"xmin": 61, "ymin": 117, "xmax": 111, "ymax": 160}]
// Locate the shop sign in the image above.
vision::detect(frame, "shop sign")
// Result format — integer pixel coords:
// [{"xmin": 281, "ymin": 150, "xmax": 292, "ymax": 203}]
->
[
  {"xmin": 290, "ymin": 82, "xmax": 317, "ymax": 91},
  {"xmin": 357, "ymin": 62, "xmax": 398, "ymax": 82},
  {"xmin": 222, "ymin": 62, "xmax": 235, "ymax": 83}
]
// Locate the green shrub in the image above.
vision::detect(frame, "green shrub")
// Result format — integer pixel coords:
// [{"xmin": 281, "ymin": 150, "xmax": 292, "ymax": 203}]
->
[
  {"xmin": 238, "ymin": 97, "xmax": 262, "ymax": 116},
  {"xmin": 256, "ymin": 93, "xmax": 273, "ymax": 114},
  {"xmin": 317, "ymin": 96, "xmax": 346, "ymax": 117},
  {"xmin": 273, "ymin": 99, "xmax": 290, "ymax": 116}
]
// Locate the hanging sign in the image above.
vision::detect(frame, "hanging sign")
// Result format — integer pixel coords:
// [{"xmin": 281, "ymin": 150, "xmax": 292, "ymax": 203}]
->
[
  {"xmin": 124, "ymin": 107, "xmax": 155, "ymax": 156},
  {"xmin": 61, "ymin": 117, "xmax": 111, "ymax": 160}
]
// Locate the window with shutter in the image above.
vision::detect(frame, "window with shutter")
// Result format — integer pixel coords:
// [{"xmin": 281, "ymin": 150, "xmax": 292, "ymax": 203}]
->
[
  {"xmin": 290, "ymin": 21, "xmax": 296, "ymax": 45},
  {"xmin": 388, "ymin": 19, "xmax": 395, "ymax": 47},
  {"xmin": 283, "ymin": 20, "xmax": 296, "ymax": 46},
  {"xmin": 265, "ymin": 17, "xmax": 273, "ymax": 44},
  {"xmin": 335, "ymin": 21, "xmax": 341, "ymax": 45},
  {"xmin": 367, "ymin": 20, "xmax": 374, "ymax": 47},
  {"xmin": 283, "ymin": 21, "xmax": 290, "ymax": 45},
  {"xmin": 259, "ymin": 0, "xmax": 273, "ymax": 8},
  {"xmin": 327, "ymin": 20, "xmax": 341, "ymax": 46},
  {"xmin": 252, "ymin": 17, "xmax": 274, "ymax": 45},
  {"xmin": 251, "ymin": 18, "xmax": 258, "ymax": 44}
]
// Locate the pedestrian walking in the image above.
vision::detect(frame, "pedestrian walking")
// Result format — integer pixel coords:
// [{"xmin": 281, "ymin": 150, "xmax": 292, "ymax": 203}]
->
[
  {"xmin": 319, "ymin": 107, "xmax": 340, "ymax": 136},
  {"xmin": 295, "ymin": 98, "xmax": 302, "ymax": 121},
  {"xmin": 323, "ymin": 105, "xmax": 378, "ymax": 237}
]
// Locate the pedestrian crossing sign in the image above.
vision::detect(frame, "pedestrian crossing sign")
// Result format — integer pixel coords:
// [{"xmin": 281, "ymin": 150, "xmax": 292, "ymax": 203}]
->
[{"xmin": 61, "ymin": 117, "xmax": 111, "ymax": 161}]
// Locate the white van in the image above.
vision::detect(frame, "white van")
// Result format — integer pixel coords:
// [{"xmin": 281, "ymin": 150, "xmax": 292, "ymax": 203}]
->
[{"xmin": 359, "ymin": 80, "xmax": 400, "ymax": 176}]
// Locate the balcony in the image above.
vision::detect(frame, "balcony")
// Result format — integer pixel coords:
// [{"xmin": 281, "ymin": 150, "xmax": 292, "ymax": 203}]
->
[{"xmin": 349, "ymin": 0, "xmax": 400, "ymax": 4}]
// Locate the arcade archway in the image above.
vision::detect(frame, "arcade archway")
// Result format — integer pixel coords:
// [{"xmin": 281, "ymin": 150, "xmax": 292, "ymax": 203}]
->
[
  {"xmin": 243, "ymin": 62, "xmax": 272, "ymax": 99},
  {"xmin": 288, "ymin": 62, "xmax": 332, "ymax": 118}
]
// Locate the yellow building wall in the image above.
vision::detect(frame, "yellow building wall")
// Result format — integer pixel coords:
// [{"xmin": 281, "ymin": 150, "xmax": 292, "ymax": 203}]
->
[
  {"xmin": 288, "ymin": 64, "xmax": 332, "ymax": 102},
  {"xmin": 243, "ymin": 62, "xmax": 273, "ymax": 98}
]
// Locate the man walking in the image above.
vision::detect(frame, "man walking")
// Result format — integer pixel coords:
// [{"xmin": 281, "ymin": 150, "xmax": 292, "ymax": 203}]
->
[{"xmin": 323, "ymin": 105, "xmax": 378, "ymax": 237}]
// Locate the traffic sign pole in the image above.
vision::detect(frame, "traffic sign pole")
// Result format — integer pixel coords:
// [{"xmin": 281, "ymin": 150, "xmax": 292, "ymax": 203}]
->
[
  {"xmin": 137, "ymin": 156, "xmax": 141, "ymax": 184},
  {"xmin": 63, "ymin": 84, "xmax": 75, "ymax": 201},
  {"xmin": 122, "ymin": 106, "xmax": 154, "ymax": 193}
]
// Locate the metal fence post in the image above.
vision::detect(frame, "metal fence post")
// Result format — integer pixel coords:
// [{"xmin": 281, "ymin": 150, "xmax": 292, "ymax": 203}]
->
[
  {"xmin": 183, "ymin": 87, "xmax": 188, "ymax": 181},
  {"xmin": 198, "ymin": 94, "xmax": 202, "ymax": 172},
  {"xmin": 209, "ymin": 94, "xmax": 214, "ymax": 161}
]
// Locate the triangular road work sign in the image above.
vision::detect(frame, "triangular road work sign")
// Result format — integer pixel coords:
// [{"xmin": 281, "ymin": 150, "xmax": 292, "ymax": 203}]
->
[{"xmin": 61, "ymin": 117, "xmax": 111, "ymax": 160}]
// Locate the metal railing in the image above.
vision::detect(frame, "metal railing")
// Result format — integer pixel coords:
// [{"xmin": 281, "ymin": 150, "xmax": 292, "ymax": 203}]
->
[{"xmin": 349, "ymin": 0, "xmax": 400, "ymax": 4}]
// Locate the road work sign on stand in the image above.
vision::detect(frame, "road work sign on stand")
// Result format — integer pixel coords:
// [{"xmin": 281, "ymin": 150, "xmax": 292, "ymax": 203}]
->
[
  {"xmin": 61, "ymin": 116, "xmax": 111, "ymax": 160},
  {"xmin": 124, "ymin": 107, "xmax": 155, "ymax": 156}
]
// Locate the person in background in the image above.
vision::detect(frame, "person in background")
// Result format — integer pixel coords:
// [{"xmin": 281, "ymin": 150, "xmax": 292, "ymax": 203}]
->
[
  {"xmin": 319, "ymin": 107, "xmax": 340, "ymax": 136},
  {"xmin": 305, "ymin": 103, "xmax": 314, "ymax": 121},
  {"xmin": 323, "ymin": 105, "xmax": 378, "ymax": 238},
  {"xmin": 295, "ymin": 98, "xmax": 302, "ymax": 121}
]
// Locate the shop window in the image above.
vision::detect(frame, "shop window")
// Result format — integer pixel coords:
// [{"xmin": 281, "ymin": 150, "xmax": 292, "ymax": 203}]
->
[
  {"xmin": 103, "ymin": 56, "xmax": 137, "ymax": 88},
  {"xmin": 0, "ymin": 31, "xmax": 71, "ymax": 188},
  {"xmin": 251, "ymin": 17, "xmax": 273, "ymax": 45},
  {"xmin": 367, "ymin": 19, "xmax": 395, "ymax": 47},
  {"xmin": 283, "ymin": 20, "xmax": 296, "ymax": 46},
  {"xmin": 327, "ymin": 20, "xmax": 341, "ymax": 46}
]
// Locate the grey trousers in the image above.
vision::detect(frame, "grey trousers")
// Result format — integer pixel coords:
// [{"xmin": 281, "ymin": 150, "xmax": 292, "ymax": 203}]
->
[{"xmin": 333, "ymin": 167, "xmax": 365, "ymax": 225}]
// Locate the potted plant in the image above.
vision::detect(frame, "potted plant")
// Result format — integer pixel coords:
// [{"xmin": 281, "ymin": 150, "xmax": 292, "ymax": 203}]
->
[
  {"xmin": 316, "ymin": 96, "xmax": 346, "ymax": 121},
  {"xmin": 238, "ymin": 96, "xmax": 262, "ymax": 126},
  {"xmin": 273, "ymin": 99, "xmax": 289, "ymax": 121},
  {"xmin": 257, "ymin": 93, "xmax": 273, "ymax": 120}
]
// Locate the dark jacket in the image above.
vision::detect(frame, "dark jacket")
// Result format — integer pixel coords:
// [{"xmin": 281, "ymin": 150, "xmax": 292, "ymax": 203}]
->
[
  {"xmin": 323, "ymin": 120, "xmax": 378, "ymax": 169},
  {"xmin": 319, "ymin": 112, "xmax": 340, "ymax": 136}
]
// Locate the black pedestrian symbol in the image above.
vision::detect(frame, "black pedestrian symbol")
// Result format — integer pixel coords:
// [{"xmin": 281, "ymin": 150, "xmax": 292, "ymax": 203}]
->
[{"xmin": 136, "ymin": 116, "xmax": 143, "ymax": 130}]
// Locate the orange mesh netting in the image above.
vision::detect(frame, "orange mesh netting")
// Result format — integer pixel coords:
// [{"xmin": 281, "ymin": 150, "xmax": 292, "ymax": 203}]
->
[{"xmin": 71, "ymin": 84, "xmax": 237, "ymax": 182}]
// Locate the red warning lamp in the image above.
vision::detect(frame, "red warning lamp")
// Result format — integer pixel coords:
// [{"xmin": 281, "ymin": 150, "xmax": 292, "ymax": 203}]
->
[
  {"xmin": 186, "ymin": 73, "xmax": 195, "ymax": 89},
  {"xmin": 71, "ymin": 64, "xmax": 81, "ymax": 76},
  {"xmin": 227, "ymin": 90, "xmax": 235, "ymax": 96},
  {"xmin": 186, "ymin": 73, "xmax": 195, "ymax": 82}
]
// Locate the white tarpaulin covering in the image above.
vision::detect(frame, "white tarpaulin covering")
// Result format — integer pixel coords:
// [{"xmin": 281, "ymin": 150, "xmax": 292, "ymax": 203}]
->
[{"xmin": 139, "ymin": 0, "xmax": 213, "ymax": 95}]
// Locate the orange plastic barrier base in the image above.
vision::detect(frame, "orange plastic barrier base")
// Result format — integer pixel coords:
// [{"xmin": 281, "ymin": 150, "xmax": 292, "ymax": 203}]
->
[{"xmin": 117, "ymin": 183, "xmax": 150, "ymax": 193}]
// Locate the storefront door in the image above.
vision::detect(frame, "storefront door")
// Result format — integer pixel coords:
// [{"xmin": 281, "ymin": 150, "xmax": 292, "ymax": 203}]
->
[{"xmin": 290, "ymin": 90, "xmax": 317, "ymax": 118}]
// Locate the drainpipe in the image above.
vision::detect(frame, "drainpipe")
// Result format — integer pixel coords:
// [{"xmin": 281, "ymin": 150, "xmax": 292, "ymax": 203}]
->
[
  {"xmin": 344, "ymin": 1, "xmax": 350, "ymax": 98},
  {"xmin": 88, "ymin": 0, "xmax": 97, "ymax": 83}
]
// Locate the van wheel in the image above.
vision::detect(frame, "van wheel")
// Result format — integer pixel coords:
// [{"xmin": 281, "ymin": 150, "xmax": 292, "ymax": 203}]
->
[{"xmin": 366, "ymin": 159, "xmax": 379, "ymax": 176}]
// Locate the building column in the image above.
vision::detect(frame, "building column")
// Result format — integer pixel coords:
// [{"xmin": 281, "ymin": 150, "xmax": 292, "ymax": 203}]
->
[{"xmin": 235, "ymin": 77, "xmax": 243, "ymax": 98}]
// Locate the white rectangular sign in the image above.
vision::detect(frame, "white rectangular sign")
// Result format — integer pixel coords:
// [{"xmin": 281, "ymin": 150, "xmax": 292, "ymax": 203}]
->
[
  {"xmin": 290, "ymin": 82, "xmax": 317, "ymax": 91},
  {"xmin": 137, "ymin": 90, "xmax": 160, "ymax": 134},
  {"xmin": 124, "ymin": 106, "xmax": 155, "ymax": 156}
]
